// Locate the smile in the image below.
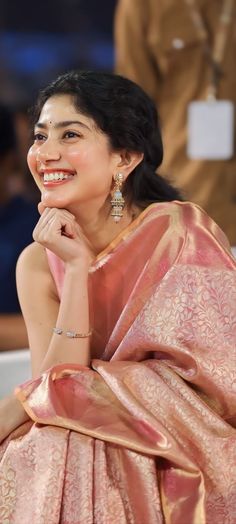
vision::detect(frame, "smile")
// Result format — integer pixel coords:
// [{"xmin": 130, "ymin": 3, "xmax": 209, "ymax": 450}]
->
[{"xmin": 40, "ymin": 170, "xmax": 76, "ymax": 186}]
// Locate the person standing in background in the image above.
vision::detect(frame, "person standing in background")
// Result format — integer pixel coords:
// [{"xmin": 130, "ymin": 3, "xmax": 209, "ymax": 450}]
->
[
  {"xmin": 0, "ymin": 104, "xmax": 38, "ymax": 350},
  {"xmin": 115, "ymin": 0, "xmax": 236, "ymax": 245}
]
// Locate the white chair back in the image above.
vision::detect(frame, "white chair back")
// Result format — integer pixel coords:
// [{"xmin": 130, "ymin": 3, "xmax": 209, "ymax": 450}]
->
[{"xmin": 0, "ymin": 350, "xmax": 30, "ymax": 398}]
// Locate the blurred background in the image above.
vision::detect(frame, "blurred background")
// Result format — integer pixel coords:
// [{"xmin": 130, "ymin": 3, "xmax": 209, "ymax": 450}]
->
[
  {"xmin": 0, "ymin": 0, "xmax": 117, "ymax": 204},
  {"xmin": 0, "ymin": 0, "xmax": 116, "ymax": 106}
]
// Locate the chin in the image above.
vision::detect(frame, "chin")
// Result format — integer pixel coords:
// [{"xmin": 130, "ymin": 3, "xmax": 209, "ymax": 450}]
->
[{"xmin": 41, "ymin": 192, "xmax": 72, "ymax": 209}]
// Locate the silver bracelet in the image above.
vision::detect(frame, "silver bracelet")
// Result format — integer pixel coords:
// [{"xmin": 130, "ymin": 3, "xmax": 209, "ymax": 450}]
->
[{"xmin": 53, "ymin": 327, "xmax": 92, "ymax": 338}]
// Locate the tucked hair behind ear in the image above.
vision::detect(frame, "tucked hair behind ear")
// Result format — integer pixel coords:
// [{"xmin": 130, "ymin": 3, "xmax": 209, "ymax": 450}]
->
[{"xmin": 31, "ymin": 70, "xmax": 182, "ymax": 207}]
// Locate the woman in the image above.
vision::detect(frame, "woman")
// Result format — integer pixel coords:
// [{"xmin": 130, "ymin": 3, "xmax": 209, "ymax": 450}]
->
[{"xmin": 0, "ymin": 71, "xmax": 235, "ymax": 524}]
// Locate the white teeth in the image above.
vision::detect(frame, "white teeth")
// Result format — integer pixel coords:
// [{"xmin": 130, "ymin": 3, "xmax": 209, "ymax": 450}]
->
[{"xmin": 43, "ymin": 172, "xmax": 74, "ymax": 182}]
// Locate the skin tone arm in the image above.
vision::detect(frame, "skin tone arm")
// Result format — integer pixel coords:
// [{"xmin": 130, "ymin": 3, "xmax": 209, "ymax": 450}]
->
[
  {"xmin": 0, "ymin": 314, "xmax": 29, "ymax": 351},
  {"xmin": 19, "ymin": 205, "xmax": 93, "ymax": 375},
  {"xmin": 0, "ymin": 205, "xmax": 93, "ymax": 442},
  {"xmin": 18, "ymin": 249, "xmax": 91, "ymax": 374}
]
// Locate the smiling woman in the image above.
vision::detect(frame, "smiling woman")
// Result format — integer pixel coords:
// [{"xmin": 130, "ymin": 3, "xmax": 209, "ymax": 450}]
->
[
  {"xmin": 0, "ymin": 71, "xmax": 236, "ymax": 524},
  {"xmin": 28, "ymin": 94, "xmax": 126, "ymax": 215}
]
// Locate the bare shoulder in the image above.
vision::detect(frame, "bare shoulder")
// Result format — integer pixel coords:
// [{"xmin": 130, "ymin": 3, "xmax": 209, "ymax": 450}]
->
[
  {"xmin": 16, "ymin": 242, "xmax": 58, "ymax": 301},
  {"xmin": 17, "ymin": 241, "xmax": 48, "ymax": 273}
]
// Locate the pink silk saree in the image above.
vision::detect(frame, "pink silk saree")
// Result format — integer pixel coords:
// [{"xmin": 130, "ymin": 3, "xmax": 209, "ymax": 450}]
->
[{"xmin": 0, "ymin": 201, "xmax": 236, "ymax": 524}]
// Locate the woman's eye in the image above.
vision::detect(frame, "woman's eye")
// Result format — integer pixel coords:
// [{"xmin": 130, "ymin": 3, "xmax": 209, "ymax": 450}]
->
[
  {"xmin": 63, "ymin": 131, "xmax": 80, "ymax": 139},
  {"xmin": 34, "ymin": 133, "xmax": 46, "ymax": 142}
]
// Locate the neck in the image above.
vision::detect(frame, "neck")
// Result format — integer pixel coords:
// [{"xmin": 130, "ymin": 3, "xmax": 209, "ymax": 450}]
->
[{"xmin": 68, "ymin": 198, "xmax": 139, "ymax": 255}]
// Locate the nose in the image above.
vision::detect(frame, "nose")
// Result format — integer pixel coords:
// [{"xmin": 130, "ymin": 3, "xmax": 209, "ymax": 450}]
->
[{"xmin": 36, "ymin": 140, "xmax": 61, "ymax": 163}]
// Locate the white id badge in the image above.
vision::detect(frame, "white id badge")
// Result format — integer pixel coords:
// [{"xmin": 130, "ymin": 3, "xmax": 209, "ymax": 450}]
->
[{"xmin": 187, "ymin": 100, "xmax": 234, "ymax": 160}]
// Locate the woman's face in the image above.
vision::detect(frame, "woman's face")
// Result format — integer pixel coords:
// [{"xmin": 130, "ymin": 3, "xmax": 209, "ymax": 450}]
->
[{"xmin": 27, "ymin": 94, "xmax": 120, "ymax": 211}]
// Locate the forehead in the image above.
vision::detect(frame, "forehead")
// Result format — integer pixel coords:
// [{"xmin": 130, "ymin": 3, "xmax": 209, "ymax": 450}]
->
[{"xmin": 37, "ymin": 94, "xmax": 95, "ymax": 128}]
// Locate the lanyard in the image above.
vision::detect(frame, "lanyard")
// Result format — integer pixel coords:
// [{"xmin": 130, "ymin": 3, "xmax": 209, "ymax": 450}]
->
[{"xmin": 185, "ymin": 0, "xmax": 235, "ymax": 99}]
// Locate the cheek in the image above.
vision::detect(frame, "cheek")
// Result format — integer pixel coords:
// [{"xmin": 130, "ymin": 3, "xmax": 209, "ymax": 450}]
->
[
  {"xmin": 27, "ymin": 147, "xmax": 41, "ymax": 188},
  {"xmin": 68, "ymin": 148, "xmax": 96, "ymax": 169},
  {"xmin": 68, "ymin": 143, "xmax": 109, "ymax": 169},
  {"xmin": 27, "ymin": 146, "xmax": 37, "ymax": 174}
]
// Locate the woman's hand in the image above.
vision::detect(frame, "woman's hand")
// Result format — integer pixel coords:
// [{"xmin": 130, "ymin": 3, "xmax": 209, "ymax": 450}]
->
[
  {"xmin": 0, "ymin": 394, "xmax": 29, "ymax": 444},
  {"xmin": 33, "ymin": 202, "xmax": 94, "ymax": 267}
]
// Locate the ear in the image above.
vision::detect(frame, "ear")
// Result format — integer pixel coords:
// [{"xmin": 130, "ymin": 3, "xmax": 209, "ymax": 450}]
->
[{"xmin": 115, "ymin": 150, "xmax": 144, "ymax": 180}]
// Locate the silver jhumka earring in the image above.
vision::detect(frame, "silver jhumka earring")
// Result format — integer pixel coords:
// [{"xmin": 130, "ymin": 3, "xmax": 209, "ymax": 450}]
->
[{"xmin": 111, "ymin": 173, "xmax": 125, "ymax": 222}]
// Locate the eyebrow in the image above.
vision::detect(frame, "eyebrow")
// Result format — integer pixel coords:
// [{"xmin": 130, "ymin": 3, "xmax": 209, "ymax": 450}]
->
[{"xmin": 34, "ymin": 120, "xmax": 91, "ymax": 130}]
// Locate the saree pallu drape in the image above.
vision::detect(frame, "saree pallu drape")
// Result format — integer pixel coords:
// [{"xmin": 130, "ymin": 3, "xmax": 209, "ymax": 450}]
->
[{"xmin": 0, "ymin": 201, "xmax": 236, "ymax": 524}]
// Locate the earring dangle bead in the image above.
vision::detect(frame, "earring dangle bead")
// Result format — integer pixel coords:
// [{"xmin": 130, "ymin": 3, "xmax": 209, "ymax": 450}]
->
[{"xmin": 111, "ymin": 173, "xmax": 125, "ymax": 223}]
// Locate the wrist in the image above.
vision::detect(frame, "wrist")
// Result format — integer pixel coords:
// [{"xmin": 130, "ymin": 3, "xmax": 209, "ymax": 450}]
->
[{"xmin": 65, "ymin": 257, "xmax": 91, "ymax": 273}]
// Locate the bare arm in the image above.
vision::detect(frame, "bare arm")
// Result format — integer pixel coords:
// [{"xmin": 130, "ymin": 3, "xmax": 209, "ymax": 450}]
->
[
  {"xmin": 0, "ymin": 206, "xmax": 92, "ymax": 443},
  {"xmin": 0, "ymin": 314, "xmax": 28, "ymax": 351},
  {"xmin": 17, "ymin": 206, "xmax": 92, "ymax": 377},
  {"xmin": 40, "ymin": 261, "xmax": 90, "ymax": 371},
  {"xmin": 16, "ymin": 241, "xmax": 60, "ymax": 377},
  {"xmin": 16, "ymin": 243, "xmax": 90, "ymax": 377}
]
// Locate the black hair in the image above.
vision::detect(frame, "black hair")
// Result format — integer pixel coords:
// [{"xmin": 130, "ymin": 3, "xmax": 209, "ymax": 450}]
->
[{"xmin": 31, "ymin": 70, "xmax": 182, "ymax": 207}]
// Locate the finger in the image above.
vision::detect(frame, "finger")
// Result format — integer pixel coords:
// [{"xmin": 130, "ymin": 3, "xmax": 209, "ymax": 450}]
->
[
  {"xmin": 37, "ymin": 206, "xmax": 52, "ymax": 222},
  {"xmin": 33, "ymin": 207, "xmax": 55, "ymax": 234},
  {"xmin": 38, "ymin": 203, "xmax": 76, "ymax": 221},
  {"xmin": 38, "ymin": 201, "xmax": 47, "ymax": 215},
  {"xmin": 33, "ymin": 209, "xmax": 77, "ymax": 242},
  {"xmin": 37, "ymin": 208, "xmax": 72, "ymax": 230},
  {"xmin": 56, "ymin": 211, "xmax": 77, "ymax": 239},
  {"xmin": 57, "ymin": 208, "xmax": 76, "ymax": 221},
  {"xmin": 61, "ymin": 222, "xmax": 76, "ymax": 238}
]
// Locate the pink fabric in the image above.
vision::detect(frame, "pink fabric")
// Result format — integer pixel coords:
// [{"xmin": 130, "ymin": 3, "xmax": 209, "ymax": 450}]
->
[{"xmin": 0, "ymin": 201, "xmax": 236, "ymax": 523}]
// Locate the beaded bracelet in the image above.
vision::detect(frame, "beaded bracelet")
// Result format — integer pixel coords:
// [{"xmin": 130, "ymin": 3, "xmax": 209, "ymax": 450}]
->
[{"xmin": 53, "ymin": 327, "xmax": 92, "ymax": 338}]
